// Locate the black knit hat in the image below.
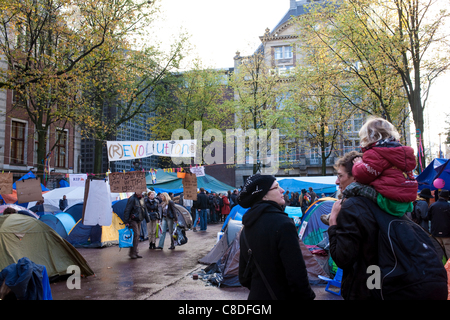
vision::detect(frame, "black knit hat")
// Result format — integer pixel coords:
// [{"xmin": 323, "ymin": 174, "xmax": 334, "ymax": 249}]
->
[{"xmin": 237, "ymin": 174, "xmax": 276, "ymax": 209}]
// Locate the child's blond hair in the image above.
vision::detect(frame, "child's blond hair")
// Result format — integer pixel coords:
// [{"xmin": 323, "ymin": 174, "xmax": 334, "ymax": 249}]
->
[{"xmin": 359, "ymin": 116, "xmax": 400, "ymax": 148}]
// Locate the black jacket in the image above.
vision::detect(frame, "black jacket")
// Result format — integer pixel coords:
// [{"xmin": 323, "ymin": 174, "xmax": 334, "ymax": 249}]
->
[
  {"xmin": 239, "ymin": 201, "xmax": 315, "ymax": 300},
  {"xmin": 123, "ymin": 194, "xmax": 147, "ymax": 224},
  {"xmin": 328, "ymin": 196, "xmax": 380, "ymax": 300},
  {"xmin": 196, "ymin": 192, "xmax": 209, "ymax": 210},
  {"xmin": 428, "ymin": 198, "xmax": 450, "ymax": 237}
]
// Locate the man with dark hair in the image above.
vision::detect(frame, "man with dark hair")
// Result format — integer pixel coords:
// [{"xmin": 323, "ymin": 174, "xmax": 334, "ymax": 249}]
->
[
  {"xmin": 123, "ymin": 192, "xmax": 148, "ymax": 259},
  {"xmin": 3, "ymin": 207, "xmax": 17, "ymax": 215},
  {"xmin": 195, "ymin": 188, "xmax": 208, "ymax": 232}
]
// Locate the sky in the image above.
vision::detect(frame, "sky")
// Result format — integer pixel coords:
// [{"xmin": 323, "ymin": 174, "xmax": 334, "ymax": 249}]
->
[
  {"xmin": 152, "ymin": 0, "xmax": 288, "ymax": 69},
  {"xmin": 151, "ymin": 0, "xmax": 449, "ymax": 160}
]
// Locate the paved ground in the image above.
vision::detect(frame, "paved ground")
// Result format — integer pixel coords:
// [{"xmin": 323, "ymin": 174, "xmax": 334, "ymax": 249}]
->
[{"xmin": 50, "ymin": 222, "xmax": 342, "ymax": 301}]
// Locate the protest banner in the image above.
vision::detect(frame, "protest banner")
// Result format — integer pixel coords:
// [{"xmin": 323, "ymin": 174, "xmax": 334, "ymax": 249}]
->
[{"xmin": 107, "ymin": 140, "xmax": 196, "ymax": 162}]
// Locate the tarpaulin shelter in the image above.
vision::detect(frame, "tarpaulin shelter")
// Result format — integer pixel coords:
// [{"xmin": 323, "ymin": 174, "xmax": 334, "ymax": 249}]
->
[
  {"xmin": 416, "ymin": 158, "xmax": 450, "ymax": 191},
  {"xmin": 0, "ymin": 214, "xmax": 94, "ymax": 278},
  {"xmin": 277, "ymin": 178, "xmax": 337, "ymax": 195},
  {"xmin": 146, "ymin": 170, "xmax": 237, "ymax": 195}
]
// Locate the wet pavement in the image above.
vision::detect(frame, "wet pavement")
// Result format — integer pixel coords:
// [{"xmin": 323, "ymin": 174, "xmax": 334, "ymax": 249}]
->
[{"xmin": 50, "ymin": 222, "xmax": 342, "ymax": 300}]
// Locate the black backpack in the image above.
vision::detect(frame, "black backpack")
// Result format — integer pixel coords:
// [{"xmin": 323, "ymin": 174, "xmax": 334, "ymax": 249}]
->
[{"xmin": 363, "ymin": 197, "xmax": 448, "ymax": 300}]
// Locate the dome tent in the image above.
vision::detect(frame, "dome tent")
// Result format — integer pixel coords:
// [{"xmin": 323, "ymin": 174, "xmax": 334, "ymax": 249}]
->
[{"xmin": 0, "ymin": 214, "xmax": 94, "ymax": 278}]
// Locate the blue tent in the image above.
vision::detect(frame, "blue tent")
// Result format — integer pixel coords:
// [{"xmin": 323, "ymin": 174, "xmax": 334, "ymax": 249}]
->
[
  {"xmin": 64, "ymin": 202, "xmax": 84, "ymax": 223},
  {"xmin": 65, "ymin": 200, "xmax": 126, "ymax": 248},
  {"xmin": 39, "ymin": 214, "xmax": 69, "ymax": 239},
  {"xmin": 278, "ymin": 179, "xmax": 337, "ymax": 195},
  {"xmin": 416, "ymin": 158, "xmax": 450, "ymax": 191},
  {"xmin": 299, "ymin": 199, "xmax": 336, "ymax": 245},
  {"xmin": 221, "ymin": 205, "xmax": 249, "ymax": 231},
  {"xmin": 55, "ymin": 213, "xmax": 77, "ymax": 234}
]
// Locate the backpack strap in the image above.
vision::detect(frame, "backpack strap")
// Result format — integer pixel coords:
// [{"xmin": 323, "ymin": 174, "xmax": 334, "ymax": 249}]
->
[{"xmin": 241, "ymin": 228, "xmax": 278, "ymax": 300}]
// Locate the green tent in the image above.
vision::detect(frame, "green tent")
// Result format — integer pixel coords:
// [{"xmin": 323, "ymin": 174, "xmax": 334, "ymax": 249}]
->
[
  {"xmin": 146, "ymin": 170, "xmax": 236, "ymax": 194},
  {"xmin": 0, "ymin": 214, "xmax": 95, "ymax": 278}
]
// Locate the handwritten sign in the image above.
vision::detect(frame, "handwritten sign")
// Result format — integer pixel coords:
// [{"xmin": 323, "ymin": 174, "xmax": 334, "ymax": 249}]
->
[
  {"xmin": 107, "ymin": 140, "xmax": 196, "ymax": 162},
  {"xmin": 182, "ymin": 173, "xmax": 197, "ymax": 201},
  {"xmin": 0, "ymin": 173, "xmax": 13, "ymax": 195},
  {"xmin": 108, "ymin": 172, "xmax": 147, "ymax": 194},
  {"xmin": 16, "ymin": 178, "xmax": 43, "ymax": 204}
]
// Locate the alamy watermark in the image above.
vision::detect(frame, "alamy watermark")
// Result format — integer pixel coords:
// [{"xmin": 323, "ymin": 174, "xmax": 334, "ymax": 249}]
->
[
  {"xmin": 171, "ymin": 121, "xmax": 280, "ymax": 174},
  {"xmin": 366, "ymin": 265, "xmax": 381, "ymax": 290},
  {"xmin": 66, "ymin": 265, "xmax": 81, "ymax": 290}
]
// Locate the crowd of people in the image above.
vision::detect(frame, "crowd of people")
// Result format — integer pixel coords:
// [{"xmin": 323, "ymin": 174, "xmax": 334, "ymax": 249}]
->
[
  {"xmin": 283, "ymin": 187, "xmax": 325, "ymax": 213},
  {"xmin": 122, "ymin": 187, "xmax": 241, "ymax": 258}
]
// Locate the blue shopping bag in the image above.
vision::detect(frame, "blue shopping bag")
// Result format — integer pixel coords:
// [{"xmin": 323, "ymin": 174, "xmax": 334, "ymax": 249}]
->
[{"xmin": 118, "ymin": 227, "xmax": 134, "ymax": 248}]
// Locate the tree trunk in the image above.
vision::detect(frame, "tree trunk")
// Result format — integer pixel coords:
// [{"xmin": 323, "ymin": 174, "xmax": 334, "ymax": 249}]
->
[{"xmin": 94, "ymin": 139, "xmax": 105, "ymax": 175}]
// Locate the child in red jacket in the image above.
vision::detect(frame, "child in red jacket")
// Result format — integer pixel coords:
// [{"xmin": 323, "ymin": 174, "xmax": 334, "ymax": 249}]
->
[{"xmin": 352, "ymin": 117, "xmax": 418, "ymax": 216}]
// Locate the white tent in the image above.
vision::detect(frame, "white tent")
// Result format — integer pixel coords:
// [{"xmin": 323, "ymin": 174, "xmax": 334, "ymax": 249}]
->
[{"xmin": 27, "ymin": 186, "xmax": 123, "ymax": 209}]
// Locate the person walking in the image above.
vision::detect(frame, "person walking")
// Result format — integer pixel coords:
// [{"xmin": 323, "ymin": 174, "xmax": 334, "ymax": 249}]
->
[
  {"xmin": 123, "ymin": 192, "xmax": 148, "ymax": 259},
  {"xmin": 156, "ymin": 192, "xmax": 178, "ymax": 250},
  {"xmin": 428, "ymin": 189, "xmax": 450, "ymax": 258},
  {"xmin": 145, "ymin": 191, "xmax": 160, "ymax": 250},
  {"xmin": 237, "ymin": 174, "xmax": 315, "ymax": 300}
]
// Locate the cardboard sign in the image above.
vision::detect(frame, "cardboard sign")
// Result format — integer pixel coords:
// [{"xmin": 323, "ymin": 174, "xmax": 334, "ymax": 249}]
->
[
  {"xmin": 182, "ymin": 173, "xmax": 197, "ymax": 201},
  {"xmin": 16, "ymin": 178, "xmax": 43, "ymax": 204},
  {"xmin": 0, "ymin": 173, "xmax": 13, "ymax": 194},
  {"xmin": 108, "ymin": 172, "xmax": 147, "ymax": 194},
  {"xmin": 82, "ymin": 179, "xmax": 113, "ymax": 226}
]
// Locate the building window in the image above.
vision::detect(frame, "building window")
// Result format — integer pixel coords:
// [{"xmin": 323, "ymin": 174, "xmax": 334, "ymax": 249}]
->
[
  {"xmin": 11, "ymin": 121, "xmax": 26, "ymax": 164},
  {"xmin": 274, "ymin": 46, "xmax": 293, "ymax": 60},
  {"xmin": 55, "ymin": 130, "xmax": 67, "ymax": 168}
]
